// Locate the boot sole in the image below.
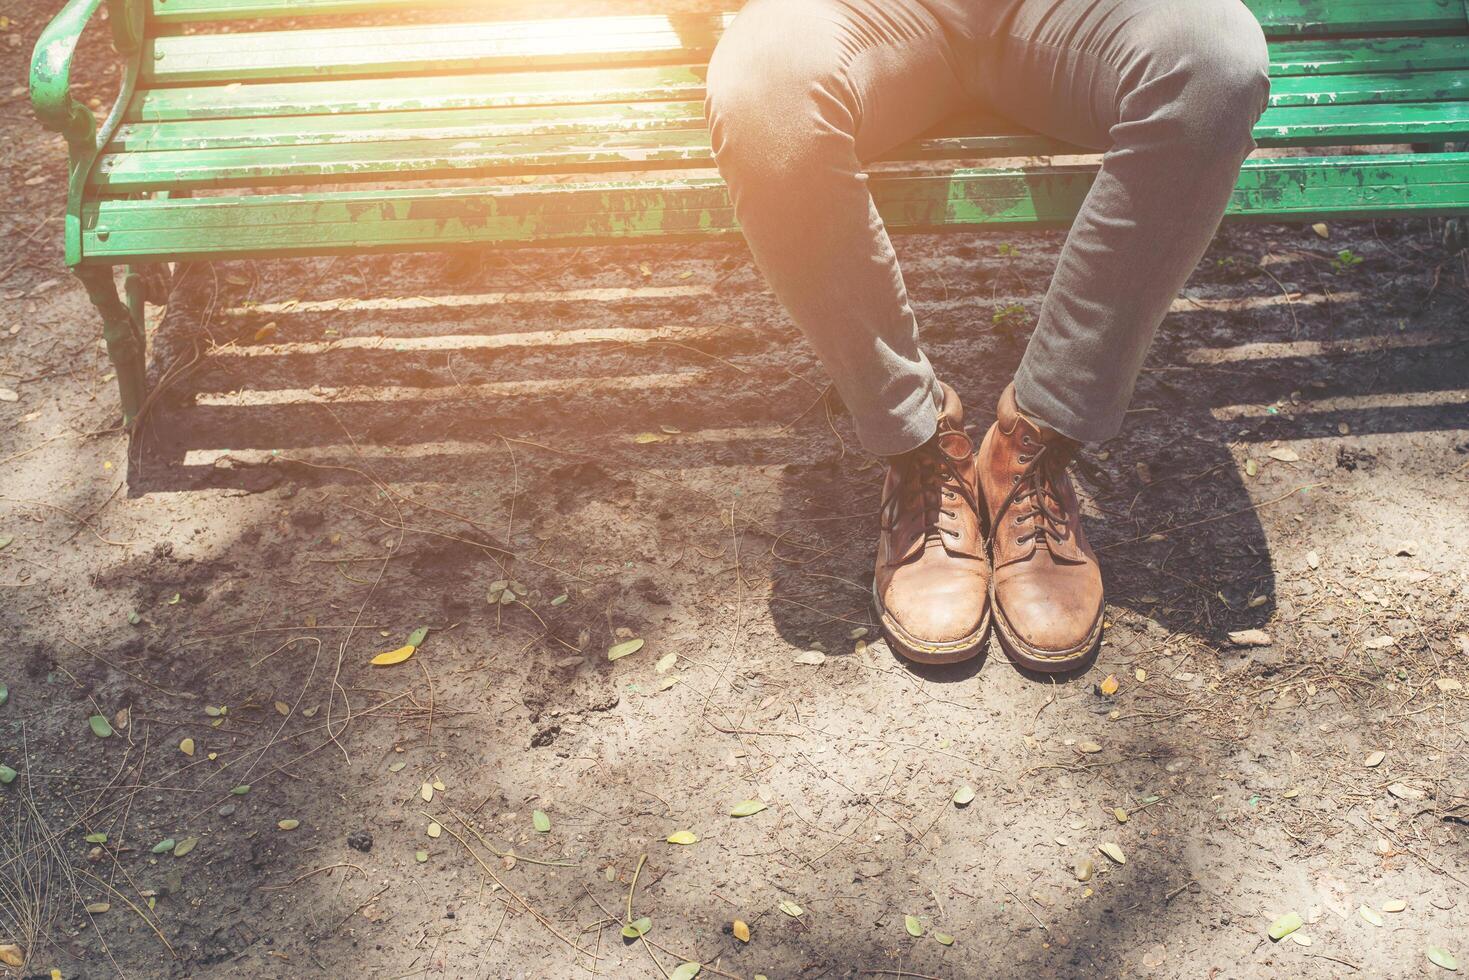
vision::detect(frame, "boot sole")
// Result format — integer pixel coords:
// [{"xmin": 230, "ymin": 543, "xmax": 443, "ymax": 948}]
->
[
  {"xmin": 871, "ymin": 581, "xmax": 991, "ymax": 665},
  {"xmin": 990, "ymin": 587, "xmax": 1103, "ymax": 674}
]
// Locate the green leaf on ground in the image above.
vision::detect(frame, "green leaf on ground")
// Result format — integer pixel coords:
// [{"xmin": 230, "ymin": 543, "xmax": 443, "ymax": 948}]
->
[
  {"xmin": 670, "ymin": 963, "xmax": 700, "ymax": 980},
  {"xmin": 729, "ymin": 800, "xmax": 767, "ymax": 817},
  {"xmin": 608, "ymin": 638, "xmax": 645, "ymax": 661},
  {"xmin": 173, "ymin": 837, "xmax": 198, "ymax": 858},
  {"xmin": 88, "ymin": 715, "xmax": 113, "ymax": 738},
  {"xmin": 0, "ymin": 683, "xmax": 8, "ymax": 707},
  {"xmin": 621, "ymin": 916, "xmax": 652, "ymax": 939},
  {"xmin": 84, "ymin": 833, "xmax": 107, "ymax": 844},
  {"xmin": 230, "ymin": 784, "xmax": 250, "ymax": 795},
  {"xmin": 1268, "ymin": 912, "xmax": 1303, "ymax": 941},
  {"xmin": 532, "ymin": 809, "xmax": 551, "ymax": 833},
  {"xmin": 905, "ymin": 915, "xmax": 924, "ymax": 937},
  {"xmin": 0, "ymin": 765, "xmax": 16, "ymax": 785},
  {"xmin": 952, "ymin": 785, "xmax": 975, "ymax": 806},
  {"xmin": 415, "ymin": 850, "xmax": 429, "ymax": 863},
  {"xmin": 406, "ymin": 627, "xmax": 429, "ymax": 648},
  {"xmin": 151, "ymin": 838, "xmax": 176, "ymax": 854},
  {"xmin": 1427, "ymin": 947, "xmax": 1458, "ymax": 971},
  {"xmin": 778, "ymin": 900, "xmax": 803, "ymax": 917},
  {"xmin": 935, "ymin": 933, "xmax": 956, "ymax": 946}
]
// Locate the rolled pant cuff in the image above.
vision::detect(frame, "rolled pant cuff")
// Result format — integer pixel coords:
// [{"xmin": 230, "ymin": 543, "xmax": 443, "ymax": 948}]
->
[
  {"xmin": 1012, "ymin": 365, "xmax": 1120, "ymax": 445},
  {"xmin": 857, "ymin": 377, "xmax": 944, "ymax": 457}
]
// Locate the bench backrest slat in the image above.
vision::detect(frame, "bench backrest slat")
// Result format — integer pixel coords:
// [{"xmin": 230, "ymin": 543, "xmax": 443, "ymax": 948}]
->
[{"xmin": 146, "ymin": 0, "xmax": 1469, "ymax": 36}]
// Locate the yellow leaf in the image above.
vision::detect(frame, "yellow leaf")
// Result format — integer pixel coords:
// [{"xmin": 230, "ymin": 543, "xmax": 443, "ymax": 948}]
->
[
  {"xmin": 277, "ymin": 819, "xmax": 299, "ymax": 831},
  {"xmin": 179, "ymin": 738, "xmax": 195, "ymax": 756},
  {"xmin": 421, "ymin": 782, "xmax": 434, "ymax": 803},
  {"xmin": 1099, "ymin": 674, "xmax": 1120, "ymax": 696},
  {"xmin": 732, "ymin": 919, "xmax": 750, "ymax": 943},
  {"xmin": 274, "ymin": 701, "xmax": 290, "ymax": 716},
  {"xmin": 0, "ymin": 944, "xmax": 22, "ymax": 968},
  {"xmin": 427, "ymin": 822, "xmax": 442, "ymax": 839},
  {"xmin": 253, "ymin": 322, "xmax": 278, "ymax": 343},
  {"xmin": 85, "ymin": 902, "xmax": 110, "ymax": 914},
  {"xmin": 666, "ymin": 830, "xmax": 699, "ymax": 845},
  {"xmin": 371, "ymin": 644, "xmax": 416, "ymax": 666}
]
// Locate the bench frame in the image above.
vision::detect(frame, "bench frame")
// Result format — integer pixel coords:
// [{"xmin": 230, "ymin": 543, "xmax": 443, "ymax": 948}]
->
[{"xmin": 30, "ymin": 0, "xmax": 1469, "ymax": 425}]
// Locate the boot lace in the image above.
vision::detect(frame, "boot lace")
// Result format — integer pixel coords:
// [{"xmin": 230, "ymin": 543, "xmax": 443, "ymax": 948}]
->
[
  {"xmin": 881, "ymin": 431, "xmax": 978, "ymax": 546},
  {"xmin": 992, "ymin": 434, "xmax": 1077, "ymax": 549}
]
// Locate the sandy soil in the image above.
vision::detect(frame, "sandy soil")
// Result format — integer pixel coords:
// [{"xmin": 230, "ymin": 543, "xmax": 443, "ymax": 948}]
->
[{"xmin": 2, "ymin": 3, "xmax": 1467, "ymax": 979}]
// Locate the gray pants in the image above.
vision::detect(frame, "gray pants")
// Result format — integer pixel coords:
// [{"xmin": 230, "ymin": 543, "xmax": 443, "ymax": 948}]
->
[{"xmin": 706, "ymin": 0, "xmax": 1270, "ymax": 453}]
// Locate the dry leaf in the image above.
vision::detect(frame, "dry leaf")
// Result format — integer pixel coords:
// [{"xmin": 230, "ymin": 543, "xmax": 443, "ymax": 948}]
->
[
  {"xmin": 179, "ymin": 738, "xmax": 195, "ymax": 756},
  {"xmin": 1364, "ymin": 751, "xmax": 1385, "ymax": 768},
  {"xmin": 1358, "ymin": 905, "xmax": 1384, "ymax": 927},
  {"xmin": 371, "ymin": 645, "xmax": 415, "ymax": 666},
  {"xmin": 732, "ymin": 919, "xmax": 750, "ymax": 943},
  {"xmin": 1364, "ymin": 635, "xmax": 1396, "ymax": 651},
  {"xmin": 1267, "ymin": 448, "xmax": 1300, "ymax": 463},
  {"xmin": 608, "ymin": 638, "xmax": 645, "ymax": 661},
  {"xmin": 420, "ymin": 782, "xmax": 434, "ymax": 803},
  {"xmin": 1098, "ymin": 674, "xmax": 1120, "ymax": 696},
  {"xmin": 1382, "ymin": 899, "xmax": 1407, "ymax": 913},
  {"xmin": 0, "ymin": 944, "xmax": 23, "ymax": 968},
  {"xmin": 1078, "ymin": 742, "xmax": 1103, "ymax": 754},
  {"xmin": 654, "ymin": 653, "xmax": 678, "ymax": 674},
  {"xmin": 952, "ymin": 785, "xmax": 976, "ymax": 807},
  {"xmin": 730, "ymin": 800, "xmax": 767, "ymax": 817},
  {"xmin": 277, "ymin": 819, "xmax": 299, "ymax": 831},
  {"xmin": 427, "ymin": 822, "xmax": 442, "ymax": 839},
  {"xmin": 778, "ymin": 899, "xmax": 803, "ymax": 917},
  {"xmin": 1228, "ymin": 629, "xmax": 1272, "ymax": 647},
  {"xmin": 1098, "ymin": 842, "xmax": 1126, "ymax": 865},
  {"xmin": 85, "ymin": 902, "xmax": 110, "ymax": 914},
  {"xmin": 793, "ymin": 650, "xmax": 826, "ymax": 667}
]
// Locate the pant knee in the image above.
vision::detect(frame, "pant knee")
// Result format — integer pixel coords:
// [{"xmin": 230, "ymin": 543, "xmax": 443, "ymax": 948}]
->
[
  {"xmin": 1124, "ymin": 3, "xmax": 1270, "ymax": 150},
  {"xmin": 705, "ymin": 10, "xmax": 856, "ymax": 191}
]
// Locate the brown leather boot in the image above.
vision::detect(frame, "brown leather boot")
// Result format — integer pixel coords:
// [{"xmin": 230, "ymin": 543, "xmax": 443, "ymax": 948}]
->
[
  {"xmin": 873, "ymin": 383, "xmax": 991, "ymax": 664},
  {"xmin": 976, "ymin": 384, "xmax": 1104, "ymax": 673}
]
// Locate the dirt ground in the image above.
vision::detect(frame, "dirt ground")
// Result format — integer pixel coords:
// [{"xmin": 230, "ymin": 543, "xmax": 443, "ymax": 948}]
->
[{"xmin": 3, "ymin": 4, "xmax": 1468, "ymax": 979}]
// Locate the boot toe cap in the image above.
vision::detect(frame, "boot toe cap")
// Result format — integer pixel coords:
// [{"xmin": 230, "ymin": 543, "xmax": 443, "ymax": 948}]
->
[
  {"xmin": 994, "ymin": 569, "xmax": 1102, "ymax": 655},
  {"xmin": 879, "ymin": 565, "xmax": 990, "ymax": 648}
]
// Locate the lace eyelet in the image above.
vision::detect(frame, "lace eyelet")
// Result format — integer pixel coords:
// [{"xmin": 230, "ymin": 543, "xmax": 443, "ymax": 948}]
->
[
  {"xmin": 1021, "ymin": 435, "xmax": 1034, "ymax": 448},
  {"xmin": 1014, "ymin": 515, "xmax": 1023, "ymax": 525},
  {"xmin": 1011, "ymin": 475, "xmax": 1019, "ymax": 485}
]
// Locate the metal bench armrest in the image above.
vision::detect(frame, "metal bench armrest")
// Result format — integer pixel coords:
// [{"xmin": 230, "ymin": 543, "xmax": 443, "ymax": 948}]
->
[
  {"xmin": 30, "ymin": 0, "xmax": 113, "ymax": 146},
  {"xmin": 31, "ymin": 0, "xmax": 146, "ymax": 265}
]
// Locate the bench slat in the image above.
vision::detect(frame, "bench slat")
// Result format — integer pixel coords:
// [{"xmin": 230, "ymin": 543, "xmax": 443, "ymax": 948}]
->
[
  {"xmin": 93, "ymin": 100, "xmax": 1469, "ymax": 193},
  {"xmin": 135, "ymin": 44, "xmax": 1469, "ymax": 128},
  {"xmin": 1250, "ymin": 0, "xmax": 1466, "ymax": 34},
  {"xmin": 143, "ymin": 15, "xmax": 1469, "ymax": 87},
  {"xmin": 144, "ymin": 15, "xmax": 728, "ymax": 85},
  {"xmin": 147, "ymin": 0, "xmax": 1469, "ymax": 36},
  {"xmin": 79, "ymin": 152, "xmax": 1469, "ymax": 262},
  {"xmin": 117, "ymin": 68, "xmax": 1469, "ymax": 151},
  {"xmin": 129, "ymin": 66, "xmax": 709, "ymax": 124}
]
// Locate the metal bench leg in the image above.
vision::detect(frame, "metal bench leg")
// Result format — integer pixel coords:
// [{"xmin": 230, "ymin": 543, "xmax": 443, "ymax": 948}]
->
[{"xmin": 74, "ymin": 264, "xmax": 148, "ymax": 423}]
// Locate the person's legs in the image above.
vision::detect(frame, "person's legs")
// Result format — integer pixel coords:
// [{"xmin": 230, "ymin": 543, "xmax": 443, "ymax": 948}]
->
[
  {"xmin": 968, "ymin": 0, "xmax": 1271, "ymax": 671},
  {"xmin": 705, "ymin": 0, "xmax": 969, "ymax": 457},
  {"xmin": 706, "ymin": 0, "xmax": 992, "ymax": 661},
  {"xmin": 977, "ymin": 0, "xmax": 1272, "ymax": 443}
]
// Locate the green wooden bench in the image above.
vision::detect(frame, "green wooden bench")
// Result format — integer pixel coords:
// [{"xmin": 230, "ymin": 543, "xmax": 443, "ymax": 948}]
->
[{"xmin": 30, "ymin": 0, "xmax": 1469, "ymax": 423}]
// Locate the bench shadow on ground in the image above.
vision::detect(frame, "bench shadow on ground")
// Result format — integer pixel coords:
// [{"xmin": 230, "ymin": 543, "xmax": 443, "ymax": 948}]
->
[
  {"xmin": 126, "ymin": 226, "xmax": 1468, "ymax": 674},
  {"xmin": 96, "ymin": 225, "xmax": 1468, "ymax": 974}
]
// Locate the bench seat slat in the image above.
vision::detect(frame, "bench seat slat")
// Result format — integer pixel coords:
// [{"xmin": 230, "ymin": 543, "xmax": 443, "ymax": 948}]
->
[
  {"xmin": 144, "ymin": 15, "xmax": 728, "ymax": 85},
  {"xmin": 143, "ymin": 15, "xmax": 1469, "ymax": 87},
  {"xmin": 116, "ymin": 69, "xmax": 1469, "ymax": 152},
  {"xmin": 147, "ymin": 0, "xmax": 1469, "ymax": 35},
  {"xmin": 79, "ymin": 153, "xmax": 1469, "ymax": 263},
  {"xmin": 129, "ymin": 66, "xmax": 709, "ymax": 124},
  {"xmin": 93, "ymin": 100, "xmax": 1469, "ymax": 193}
]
